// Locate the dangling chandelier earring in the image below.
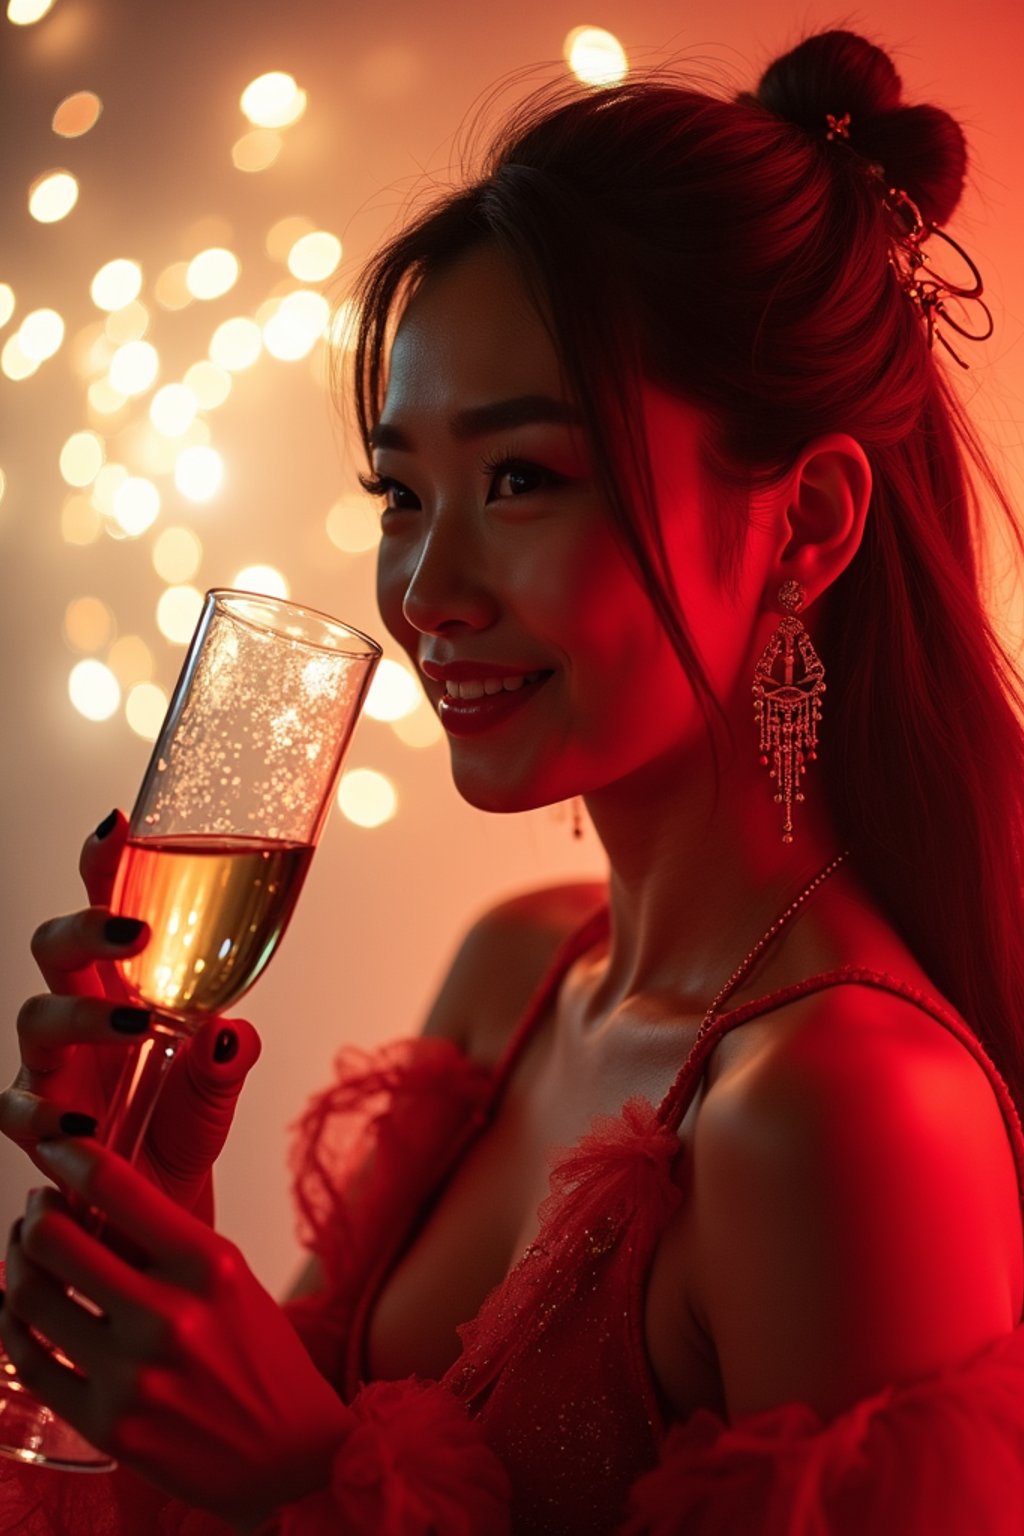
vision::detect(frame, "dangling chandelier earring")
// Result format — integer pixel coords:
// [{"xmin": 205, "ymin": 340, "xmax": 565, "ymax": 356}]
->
[{"xmin": 752, "ymin": 580, "xmax": 826, "ymax": 844}]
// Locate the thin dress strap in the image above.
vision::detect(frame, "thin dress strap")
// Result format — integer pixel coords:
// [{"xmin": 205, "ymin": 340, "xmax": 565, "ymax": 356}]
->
[{"xmin": 655, "ymin": 965, "xmax": 1024, "ymax": 1225}]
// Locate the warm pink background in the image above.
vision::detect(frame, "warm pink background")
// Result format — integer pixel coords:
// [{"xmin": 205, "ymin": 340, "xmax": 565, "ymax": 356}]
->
[{"xmin": 1, "ymin": 0, "xmax": 1021, "ymax": 1295}]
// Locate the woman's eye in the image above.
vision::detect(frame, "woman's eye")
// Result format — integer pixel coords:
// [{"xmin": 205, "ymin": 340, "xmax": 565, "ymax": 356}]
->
[
  {"xmin": 357, "ymin": 474, "xmax": 418, "ymax": 511},
  {"xmin": 484, "ymin": 457, "xmax": 562, "ymax": 500}
]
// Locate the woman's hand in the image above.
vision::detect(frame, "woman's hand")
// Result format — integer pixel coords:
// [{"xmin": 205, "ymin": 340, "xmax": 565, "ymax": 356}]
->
[
  {"xmin": 0, "ymin": 811, "xmax": 261, "ymax": 1218},
  {"xmin": 0, "ymin": 1135, "xmax": 352, "ymax": 1527}
]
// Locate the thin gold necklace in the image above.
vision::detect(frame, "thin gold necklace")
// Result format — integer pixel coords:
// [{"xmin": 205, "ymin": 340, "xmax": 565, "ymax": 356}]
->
[{"xmin": 695, "ymin": 848, "xmax": 852, "ymax": 1044}]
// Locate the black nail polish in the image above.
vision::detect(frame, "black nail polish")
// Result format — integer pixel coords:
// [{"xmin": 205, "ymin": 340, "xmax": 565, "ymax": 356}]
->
[
  {"xmin": 9, "ymin": 1218, "xmax": 23, "ymax": 1246},
  {"xmin": 104, "ymin": 916, "xmax": 145, "ymax": 946},
  {"xmin": 213, "ymin": 1028, "xmax": 238, "ymax": 1064},
  {"xmin": 0, "ymin": 1287, "xmax": 5, "ymax": 1311},
  {"xmin": 59, "ymin": 1112, "xmax": 98, "ymax": 1137},
  {"xmin": 110, "ymin": 1005, "xmax": 151, "ymax": 1034},
  {"xmin": 94, "ymin": 810, "xmax": 118, "ymax": 841}
]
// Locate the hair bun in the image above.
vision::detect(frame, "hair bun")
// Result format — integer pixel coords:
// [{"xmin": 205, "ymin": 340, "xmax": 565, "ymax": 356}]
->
[{"xmin": 750, "ymin": 29, "xmax": 967, "ymax": 225}]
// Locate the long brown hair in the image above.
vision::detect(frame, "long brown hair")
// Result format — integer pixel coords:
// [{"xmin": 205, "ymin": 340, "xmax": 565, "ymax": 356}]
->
[{"xmin": 341, "ymin": 30, "xmax": 1024, "ymax": 1110}]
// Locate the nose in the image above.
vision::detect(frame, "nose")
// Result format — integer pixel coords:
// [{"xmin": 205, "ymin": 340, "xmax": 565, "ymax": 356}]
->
[{"xmin": 399, "ymin": 512, "xmax": 499, "ymax": 637}]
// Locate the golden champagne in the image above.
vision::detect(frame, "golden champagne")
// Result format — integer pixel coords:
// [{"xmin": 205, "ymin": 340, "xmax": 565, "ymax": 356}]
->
[{"xmin": 110, "ymin": 835, "xmax": 313, "ymax": 1029}]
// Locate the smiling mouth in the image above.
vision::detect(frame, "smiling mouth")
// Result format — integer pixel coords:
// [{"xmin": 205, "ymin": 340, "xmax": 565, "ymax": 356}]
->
[
  {"xmin": 436, "ymin": 670, "xmax": 554, "ymax": 735},
  {"xmin": 443, "ymin": 669, "xmax": 550, "ymax": 700}
]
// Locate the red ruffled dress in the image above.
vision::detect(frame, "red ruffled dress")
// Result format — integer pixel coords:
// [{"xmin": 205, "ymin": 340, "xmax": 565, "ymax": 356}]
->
[{"xmin": 4, "ymin": 906, "xmax": 1024, "ymax": 1535}]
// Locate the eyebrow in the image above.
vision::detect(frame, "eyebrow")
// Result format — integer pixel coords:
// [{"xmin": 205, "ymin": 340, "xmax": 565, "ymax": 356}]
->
[{"xmin": 368, "ymin": 394, "xmax": 583, "ymax": 452}]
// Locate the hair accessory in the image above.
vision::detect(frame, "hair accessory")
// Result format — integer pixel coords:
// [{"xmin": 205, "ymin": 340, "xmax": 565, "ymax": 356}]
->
[
  {"xmin": 752, "ymin": 580, "xmax": 826, "ymax": 844},
  {"xmin": 820, "ymin": 116, "xmax": 993, "ymax": 365},
  {"xmin": 870, "ymin": 173, "xmax": 994, "ymax": 367}
]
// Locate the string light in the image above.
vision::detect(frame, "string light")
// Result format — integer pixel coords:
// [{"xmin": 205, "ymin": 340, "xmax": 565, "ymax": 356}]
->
[
  {"xmin": 18, "ymin": 308, "xmax": 64, "ymax": 361},
  {"xmin": 91, "ymin": 259, "xmax": 142, "ymax": 311},
  {"xmin": 28, "ymin": 170, "xmax": 78, "ymax": 223},
  {"xmin": 240, "ymin": 72, "xmax": 306, "ymax": 128},
  {"xmin": 337, "ymin": 768, "xmax": 398, "ymax": 828},
  {"xmin": 564, "ymin": 26, "xmax": 629, "ymax": 86},
  {"xmin": 232, "ymin": 564, "xmax": 289, "ymax": 598},
  {"xmin": 8, "ymin": 0, "xmax": 57, "ymax": 26},
  {"xmin": 52, "ymin": 91, "xmax": 103, "ymax": 137},
  {"xmin": 68, "ymin": 659, "xmax": 120, "ymax": 721},
  {"xmin": 363, "ymin": 658, "xmax": 420, "ymax": 721}
]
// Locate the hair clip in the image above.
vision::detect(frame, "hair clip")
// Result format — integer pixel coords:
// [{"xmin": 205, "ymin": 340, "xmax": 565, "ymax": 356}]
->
[
  {"xmin": 825, "ymin": 111, "xmax": 851, "ymax": 141},
  {"xmin": 877, "ymin": 183, "xmax": 994, "ymax": 368}
]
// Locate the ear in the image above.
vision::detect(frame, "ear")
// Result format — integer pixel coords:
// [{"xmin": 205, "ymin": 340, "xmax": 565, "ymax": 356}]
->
[{"xmin": 772, "ymin": 433, "xmax": 872, "ymax": 604}]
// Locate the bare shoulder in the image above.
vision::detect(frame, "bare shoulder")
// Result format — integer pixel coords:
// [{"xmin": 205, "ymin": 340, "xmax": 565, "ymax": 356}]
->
[
  {"xmin": 420, "ymin": 880, "xmax": 608, "ymax": 1066},
  {"xmin": 688, "ymin": 983, "xmax": 1024, "ymax": 1419}
]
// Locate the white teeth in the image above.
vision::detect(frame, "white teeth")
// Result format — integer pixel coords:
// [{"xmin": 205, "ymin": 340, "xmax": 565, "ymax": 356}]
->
[{"xmin": 445, "ymin": 671, "xmax": 545, "ymax": 700}]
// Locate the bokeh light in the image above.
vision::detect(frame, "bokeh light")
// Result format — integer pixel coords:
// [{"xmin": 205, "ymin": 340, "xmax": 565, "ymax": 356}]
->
[
  {"xmin": 105, "ymin": 301, "xmax": 149, "ymax": 344},
  {"xmin": 28, "ymin": 170, "xmax": 79, "ymax": 223},
  {"xmin": 126, "ymin": 681, "xmax": 169, "ymax": 741},
  {"xmin": 152, "ymin": 525, "xmax": 203, "ymax": 583},
  {"xmin": 0, "ymin": 285, "xmax": 15, "ymax": 328},
  {"xmin": 91, "ymin": 462, "xmax": 128, "ymax": 516},
  {"xmin": 59, "ymin": 430, "xmax": 105, "ymax": 487},
  {"xmin": 60, "ymin": 494, "xmax": 102, "ymax": 545},
  {"xmin": 52, "ymin": 91, "xmax": 103, "ymax": 137},
  {"xmin": 174, "ymin": 444, "xmax": 224, "ymax": 501},
  {"xmin": 392, "ymin": 703, "xmax": 444, "ymax": 749},
  {"xmin": 565, "ymin": 26, "xmax": 629, "ymax": 86},
  {"xmin": 232, "ymin": 130, "xmax": 283, "ymax": 173},
  {"xmin": 325, "ymin": 492, "xmax": 380, "ymax": 554},
  {"xmin": 68, "ymin": 659, "xmax": 120, "ymax": 721},
  {"xmin": 266, "ymin": 215, "xmax": 313, "ymax": 262},
  {"xmin": 154, "ymin": 261, "xmax": 192, "ymax": 312},
  {"xmin": 184, "ymin": 359, "xmax": 231, "ymax": 408},
  {"xmin": 8, "ymin": 0, "xmax": 56, "ymax": 25},
  {"xmin": 262, "ymin": 290, "xmax": 329, "ymax": 360},
  {"xmin": 91, "ymin": 259, "xmax": 142, "ymax": 311},
  {"xmin": 232, "ymin": 564, "xmax": 289, "ymax": 598},
  {"xmin": 112, "ymin": 475, "xmax": 161, "ymax": 536},
  {"xmin": 240, "ymin": 72, "xmax": 306, "ymax": 128},
  {"xmin": 156, "ymin": 585, "xmax": 204, "ymax": 644},
  {"xmin": 186, "ymin": 248, "xmax": 240, "ymax": 301},
  {"xmin": 108, "ymin": 339, "xmax": 159, "ymax": 396},
  {"xmin": 87, "ymin": 379, "xmax": 128, "ymax": 416},
  {"xmin": 209, "ymin": 316, "xmax": 261, "ymax": 371},
  {"xmin": 72, "ymin": 322, "xmax": 114, "ymax": 380},
  {"xmin": 150, "ymin": 383, "xmax": 198, "ymax": 436},
  {"xmin": 287, "ymin": 231, "xmax": 342, "ymax": 282},
  {"xmin": 363, "ymin": 658, "xmax": 420, "ymax": 721},
  {"xmin": 18, "ymin": 308, "xmax": 64, "ymax": 361},
  {"xmin": 107, "ymin": 634, "xmax": 153, "ymax": 687},
  {"xmin": 1, "ymin": 335, "xmax": 38, "ymax": 381},
  {"xmin": 337, "ymin": 768, "xmax": 398, "ymax": 829},
  {"xmin": 63, "ymin": 596, "xmax": 114, "ymax": 653}
]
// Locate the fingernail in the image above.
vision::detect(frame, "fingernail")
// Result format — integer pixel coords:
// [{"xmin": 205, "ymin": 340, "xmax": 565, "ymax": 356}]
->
[
  {"xmin": 9, "ymin": 1218, "xmax": 22, "ymax": 1246},
  {"xmin": 213, "ymin": 1028, "xmax": 238, "ymax": 1064},
  {"xmin": 59, "ymin": 1112, "xmax": 98, "ymax": 1137},
  {"xmin": 0, "ymin": 1288, "xmax": 5, "ymax": 1312},
  {"xmin": 94, "ymin": 810, "xmax": 118, "ymax": 841},
  {"xmin": 110, "ymin": 1005, "xmax": 151, "ymax": 1034},
  {"xmin": 104, "ymin": 916, "xmax": 145, "ymax": 946}
]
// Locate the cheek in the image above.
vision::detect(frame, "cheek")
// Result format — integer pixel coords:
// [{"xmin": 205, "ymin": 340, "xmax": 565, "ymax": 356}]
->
[{"xmin": 376, "ymin": 543, "xmax": 416, "ymax": 651}]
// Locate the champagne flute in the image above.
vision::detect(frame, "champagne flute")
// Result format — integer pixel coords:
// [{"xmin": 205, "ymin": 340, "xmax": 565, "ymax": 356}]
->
[{"xmin": 0, "ymin": 589, "xmax": 381, "ymax": 1471}]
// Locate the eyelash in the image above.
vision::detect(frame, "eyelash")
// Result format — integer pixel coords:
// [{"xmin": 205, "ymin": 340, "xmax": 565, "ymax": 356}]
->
[{"xmin": 357, "ymin": 451, "xmax": 564, "ymax": 510}]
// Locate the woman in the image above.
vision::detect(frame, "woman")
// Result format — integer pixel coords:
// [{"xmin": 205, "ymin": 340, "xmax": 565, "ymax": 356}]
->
[{"xmin": 3, "ymin": 25, "xmax": 1024, "ymax": 1535}]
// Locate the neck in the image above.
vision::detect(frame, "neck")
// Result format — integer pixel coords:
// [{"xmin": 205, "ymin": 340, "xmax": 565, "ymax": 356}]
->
[{"xmin": 582, "ymin": 732, "xmax": 849, "ymax": 1020}]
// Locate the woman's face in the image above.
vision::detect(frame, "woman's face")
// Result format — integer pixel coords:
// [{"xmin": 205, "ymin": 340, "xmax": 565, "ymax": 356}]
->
[{"xmin": 369, "ymin": 243, "xmax": 763, "ymax": 815}]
